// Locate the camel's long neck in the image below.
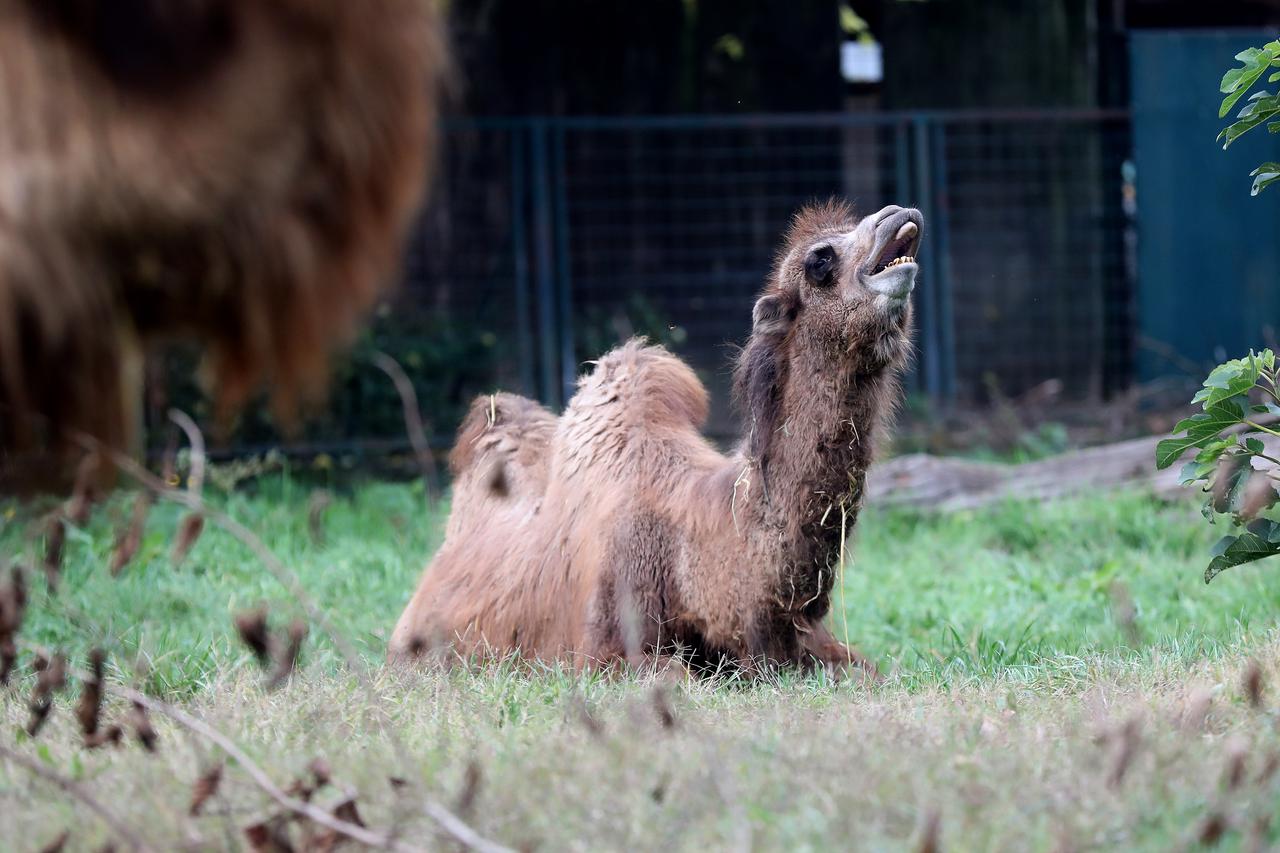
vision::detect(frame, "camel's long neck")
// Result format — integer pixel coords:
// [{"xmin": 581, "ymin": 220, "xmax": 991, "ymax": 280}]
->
[{"xmin": 759, "ymin": 340, "xmax": 900, "ymax": 601}]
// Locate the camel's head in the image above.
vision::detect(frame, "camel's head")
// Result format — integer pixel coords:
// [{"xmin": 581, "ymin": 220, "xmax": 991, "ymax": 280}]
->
[
  {"xmin": 760, "ymin": 201, "xmax": 921, "ymax": 366},
  {"xmin": 735, "ymin": 201, "xmax": 921, "ymax": 465}
]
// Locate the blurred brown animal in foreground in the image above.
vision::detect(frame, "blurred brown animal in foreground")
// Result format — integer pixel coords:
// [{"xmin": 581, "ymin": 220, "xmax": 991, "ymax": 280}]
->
[
  {"xmin": 0, "ymin": 0, "xmax": 444, "ymax": 483},
  {"xmin": 390, "ymin": 201, "xmax": 922, "ymax": 677}
]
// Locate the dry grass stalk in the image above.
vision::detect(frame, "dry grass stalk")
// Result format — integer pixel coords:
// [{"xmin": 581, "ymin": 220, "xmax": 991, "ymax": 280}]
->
[
  {"xmin": 308, "ymin": 490, "xmax": 333, "ymax": 546},
  {"xmin": 308, "ymin": 797, "xmax": 366, "ymax": 853},
  {"xmin": 1256, "ymin": 751, "xmax": 1280, "ymax": 785},
  {"xmin": 1109, "ymin": 581, "xmax": 1139, "ymax": 645},
  {"xmin": 76, "ymin": 648, "xmax": 107, "ymax": 738},
  {"xmin": 235, "ymin": 607, "xmax": 272, "ymax": 665},
  {"xmin": 0, "ymin": 743, "xmax": 155, "ymax": 852},
  {"xmin": 915, "ymin": 807, "xmax": 941, "ymax": 853},
  {"xmin": 309, "ymin": 758, "xmax": 333, "ymax": 789},
  {"xmin": 51, "ymin": 437, "xmax": 513, "ymax": 853},
  {"xmin": 267, "ymin": 620, "xmax": 308, "ymax": 691},
  {"xmin": 1180, "ymin": 688, "xmax": 1213, "ymax": 732},
  {"xmin": 19, "ymin": 641, "xmax": 443, "ymax": 852},
  {"xmin": 1245, "ymin": 814, "xmax": 1271, "ymax": 853},
  {"xmin": 129, "ymin": 701, "xmax": 158, "ymax": 752},
  {"xmin": 189, "ymin": 763, "xmax": 224, "ymax": 817},
  {"xmin": 168, "ymin": 410, "xmax": 206, "ymax": 495},
  {"xmin": 372, "ymin": 351, "xmax": 440, "ymax": 500},
  {"xmin": 75, "ymin": 435, "xmax": 370, "ymax": 683},
  {"xmin": 1223, "ymin": 737, "xmax": 1249, "ymax": 790},
  {"xmin": 83, "ymin": 725, "xmax": 124, "ymax": 750},
  {"xmin": 456, "ymin": 759, "xmax": 483, "ymax": 817},
  {"xmin": 168, "ymin": 410, "xmax": 207, "ymax": 565},
  {"xmin": 571, "ymin": 694, "xmax": 605, "ymax": 739},
  {"xmin": 1106, "ymin": 716, "xmax": 1142, "ymax": 788},
  {"xmin": 244, "ymin": 815, "xmax": 294, "ymax": 852},
  {"xmin": 1196, "ymin": 810, "xmax": 1227, "ymax": 846},
  {"xmin": 171, "ymin": 513, "xmax": 205, "ymax": 566},
  {"xmin": 43, "ymin": 516, "xmax": 65, "ymax": 594},
  {"xmin": 27, "ymin": 652, "xmax": 67, "ymax": 736},
  {"xmin": 110, "ymin": 493, "xmax": 152, "ymax": 576},
  {"xmin": 651, "ymin": 685, "xmax": 677, "ymax": 731},
  {"xmin": 37, "ymin": 830, "xmax": 70, "ymax": 853},
  {"xmin": 0, "ymin": 564, "xmax": 27, "ymax": 684},
  {"xmin": 65, "ymin": 452, "xmax": 101, "ymax": 525},
  {"xmin": 1242, "ymin": 659, "xmax": 1264, "ymax": 709}
]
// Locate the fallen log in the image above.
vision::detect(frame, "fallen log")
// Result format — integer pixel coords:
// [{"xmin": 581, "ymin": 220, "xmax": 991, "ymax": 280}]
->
[{"xmin": 867, "ymin": 433, "xmax": 1280, "ymax": 511}]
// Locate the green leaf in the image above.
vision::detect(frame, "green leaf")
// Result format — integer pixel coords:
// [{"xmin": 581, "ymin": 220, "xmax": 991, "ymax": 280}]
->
[
  {"xmin": 1246, "ymin": 437, "xmax": 1267, "ymax": 454},
  {"xmin": 1200, "ymin": 358, "xmax": 1261, "ymax": 407},
  {"xmin": 1179, "ymin": 459, "xmax": 1217, "ymax": 486},
  {"xmin": 1221, "ymin": 102, "xmax": 1280, "ymax": 148},
  {"xmin": 1254, "ymin": 169, "xmax": 1280, "ymax": 195},
  {"xmin": 1220, "ymin": 45, "xmax": 1279, "ymax": 117},
  {"xmin": 1158, "ymin": 399, "xmax": 1249, "ymax": 470},
  {"xmin": 1205, "ymin": 519, "xmax": 1280, "ymax": 582}
]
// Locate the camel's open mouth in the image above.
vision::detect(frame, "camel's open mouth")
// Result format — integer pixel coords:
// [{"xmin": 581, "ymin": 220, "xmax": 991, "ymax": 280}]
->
[
  {"xmin": 869, "ymin": 219, "xmax": 921, "ymax": 276},
  {"xmin": 860, "ymin": 207, "xmax": 923, "ymax": 305}
]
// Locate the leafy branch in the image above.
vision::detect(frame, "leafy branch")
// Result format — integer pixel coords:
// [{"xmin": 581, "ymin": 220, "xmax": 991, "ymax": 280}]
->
[
  {"xmin": 1156, "ymin": 349, "xmax": 1280, "ymax": 582},
  {"xmin": 1218, "ymin": 39, "xmax": 1280, "ymax": 195}
]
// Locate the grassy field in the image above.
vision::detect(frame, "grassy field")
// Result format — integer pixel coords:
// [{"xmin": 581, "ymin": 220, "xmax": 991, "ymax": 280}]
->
[{"xmin": 4, "ymin": 476, "xmax": 1280, "ymax": 850}]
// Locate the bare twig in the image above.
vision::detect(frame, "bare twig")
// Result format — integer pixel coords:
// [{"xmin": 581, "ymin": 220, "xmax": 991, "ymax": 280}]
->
[
  {"xmin": 372, "ymin": 352, "xmax": 440, "ymax": 500},
  {"xmin": 168, "ymin": 410, "xmax": 206, "ymax": 496},
  {"xmin": 167, "ymin": 410, "xmax": 206, "ymax": 564},
  {"xmin": 0, "ymin": 743, "xmax": 155, "ymax": 852},
  {"xmin": 44, "ymin": 430, "xmax": 511, "ymax": 853},
  {"xmin": 19, "ymin": 643, "xmax": 509, "ymax": 853},
  {"xmin": 68, "ymin": 433, "xmax": 368, "ymax": 678},
  {"xmin": 424, "ymin": 802, "xmax": 515, "ymax": 853}
]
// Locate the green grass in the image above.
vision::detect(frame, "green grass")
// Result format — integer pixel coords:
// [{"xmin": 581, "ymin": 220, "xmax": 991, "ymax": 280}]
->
[
  {"xmin": 4, "ymin": 477, "xmax": 1280, "ymax": 849},
  {"xmin": 3, "ymin": 479, "xmax": 1273, "ymax": 693}
]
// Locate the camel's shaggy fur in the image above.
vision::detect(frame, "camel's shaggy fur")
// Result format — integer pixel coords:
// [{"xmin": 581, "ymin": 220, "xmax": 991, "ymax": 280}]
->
[
  {"xmin": 391, "ymin": 201, "xmax": 922, "ymax": 675},
  {"xmin": 0, "ymin": 0, "xmax": 443, "ymax": 482}
]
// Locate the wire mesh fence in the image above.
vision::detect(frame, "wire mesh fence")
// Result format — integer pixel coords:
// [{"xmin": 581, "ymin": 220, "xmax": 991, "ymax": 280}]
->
[{"xmin": 149, "ymin": 110, "xmax": 1135, "ymax": 453}]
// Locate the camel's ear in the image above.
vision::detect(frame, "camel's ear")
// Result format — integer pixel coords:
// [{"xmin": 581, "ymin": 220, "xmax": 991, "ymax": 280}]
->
[
  {"xmin": 752, "ymin": 293, "xmax": 793, "ymax": 338},
  {"xmin": 736, "ymin": 292, "xmax": 796, "ymax": 474}
]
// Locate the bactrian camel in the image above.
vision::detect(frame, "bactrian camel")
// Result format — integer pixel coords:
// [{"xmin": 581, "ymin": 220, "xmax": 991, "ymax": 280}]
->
[{"xmin": 390, "ymin": 201, "xmax": 922, "ymax": 676}]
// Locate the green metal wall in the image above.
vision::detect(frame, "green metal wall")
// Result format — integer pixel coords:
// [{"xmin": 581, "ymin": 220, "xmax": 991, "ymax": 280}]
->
[{"xmin": 1131, "ymin": 30, "xmax": 1280, "ymax": 379}]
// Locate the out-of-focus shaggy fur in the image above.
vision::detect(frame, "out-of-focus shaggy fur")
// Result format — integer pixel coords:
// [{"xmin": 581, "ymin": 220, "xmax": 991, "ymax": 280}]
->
[
  {"xmin": 0, "ymin": 0, "xmax": 443, "ymax": 482},
  {"xmin": 391, "ymin": 201, "xmax": 922, "ymax": 676}
]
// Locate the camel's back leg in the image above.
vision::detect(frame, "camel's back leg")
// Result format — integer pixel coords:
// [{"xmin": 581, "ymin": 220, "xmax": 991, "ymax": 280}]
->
[
  {"xmin": 799, "ymin": 622, "xmax": 881, "ymax": 682},
  {"xmin": 587, "ymin": 511, "xmax": 680, "ymax": 666}
]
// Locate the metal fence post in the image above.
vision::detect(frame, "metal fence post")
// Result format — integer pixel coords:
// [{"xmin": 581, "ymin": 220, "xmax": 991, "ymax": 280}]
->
[
  {"xmin": 911, "ymin": 116, "xmax": 942, "ymax": 400},
  {"xmin": 509, "ymin": 128, "xmax": 536, "ymax": 397},
  {"xmin": 894, "ymin": 120, "xmax": 918, "ymax": 394},
  {"xmin": 530, "ymin": 119, "xmax": 561, "ymax": 408},
  {"xmin": 929, "ymin": 121, "xmax": 957, "ymax": 402},
  {"xmin": 552, "ymin": 124, "xmax": 577, "ymax": 403}
]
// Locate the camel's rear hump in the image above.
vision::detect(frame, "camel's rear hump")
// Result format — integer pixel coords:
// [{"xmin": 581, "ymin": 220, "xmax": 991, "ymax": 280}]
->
[{"xmin": 449, "ymin": 392, "xmax": 556, "ymax": 505}]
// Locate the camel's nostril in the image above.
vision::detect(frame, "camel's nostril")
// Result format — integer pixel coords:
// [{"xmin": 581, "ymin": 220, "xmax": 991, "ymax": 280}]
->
[{"xmin": 874, "ymin": 205, "xmax": 904, "ymax": 225}]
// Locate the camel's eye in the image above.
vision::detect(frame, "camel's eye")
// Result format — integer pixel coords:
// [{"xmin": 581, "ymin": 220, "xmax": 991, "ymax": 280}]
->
[{"xmin": 804, "ymin": 245, "xmax": 836, "ymax": 286}]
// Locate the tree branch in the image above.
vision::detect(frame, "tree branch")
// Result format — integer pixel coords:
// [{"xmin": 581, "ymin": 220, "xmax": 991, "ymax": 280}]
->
[{"xmin": 0, "ymin": 743, "xmax": 156, "ymax": 853}]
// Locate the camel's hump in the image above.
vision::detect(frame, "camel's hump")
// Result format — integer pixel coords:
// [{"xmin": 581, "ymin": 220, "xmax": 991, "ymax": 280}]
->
[
  {"xmin": 449, "ymin": 392, "xmax": 557, "ymax": 486},
  {"xmin": 568, "ymin": 338, "xmax": 710, "ymax": 431}
]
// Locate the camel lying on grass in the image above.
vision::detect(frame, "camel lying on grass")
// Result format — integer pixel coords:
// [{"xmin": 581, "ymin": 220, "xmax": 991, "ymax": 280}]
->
[{"xmin": 391, "ymin": 201, "xmax": 922, "ymax": 677}]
